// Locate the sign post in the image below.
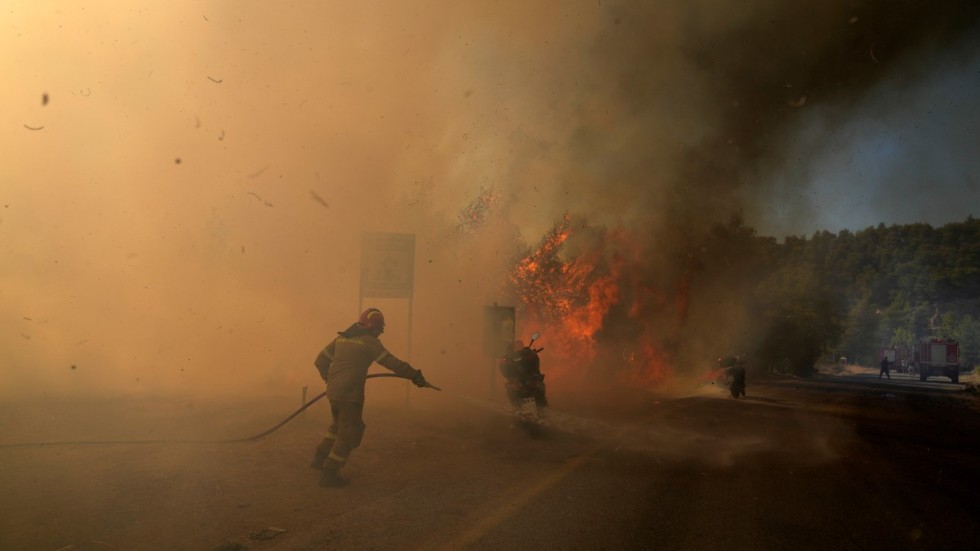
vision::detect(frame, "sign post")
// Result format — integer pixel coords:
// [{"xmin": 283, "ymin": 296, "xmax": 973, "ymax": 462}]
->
[{"xmin": 360, "ymin": 232, "xmax": 416, "ymax": 405}]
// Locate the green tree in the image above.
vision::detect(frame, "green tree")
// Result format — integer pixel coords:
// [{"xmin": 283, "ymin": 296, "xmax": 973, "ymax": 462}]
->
[
  {"xmin": 891, "ymin": 326, "xmax": 915, "ymax": 349},
  {"xmin": 840, "ymin": 297, "xmax": 880, "ymax": 365},
  {"xmin": 953, "ymin": 315, "xmax": 980, "ymax": 370},
  {"xmin": 751, "ymin": 260, "xmax": 844, "ymax": 376}
]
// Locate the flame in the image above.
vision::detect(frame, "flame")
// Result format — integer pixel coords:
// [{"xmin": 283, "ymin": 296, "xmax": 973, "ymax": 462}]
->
[
  {"xmin": 505, "ymin": 216, "xmax": 679, "ymax": 389},
  {"xmin": 625, "ymin": 341, "xmax": 671, "ymax": 386}
]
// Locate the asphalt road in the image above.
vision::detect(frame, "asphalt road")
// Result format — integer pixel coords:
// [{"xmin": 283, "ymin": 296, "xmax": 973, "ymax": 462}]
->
[
  {"xmin": 2, "ymin": 372, "xmax": 978, "ymax": 551},
  {"xmin": 393, "ymin": 374, "xmax": 980, "ymax": 551}
]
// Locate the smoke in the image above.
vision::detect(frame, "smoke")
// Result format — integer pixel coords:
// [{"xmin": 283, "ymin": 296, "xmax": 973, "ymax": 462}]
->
[
  {"xmin": 572, "ymin": 1, "xmax": 980, "ymax": 236},
  {"xmin": 2, "ymin": 1, "xmax": 978, "ymax": 401}
]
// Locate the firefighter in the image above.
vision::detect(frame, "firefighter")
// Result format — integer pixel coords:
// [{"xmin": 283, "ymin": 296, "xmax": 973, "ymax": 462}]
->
[
  {"xmin": 722, "ymin": 355, "xmax": 747, "ymax": 398},
  {"xmin": 310, "ymin": 307, "xmax": 428, "ymax": 488}
]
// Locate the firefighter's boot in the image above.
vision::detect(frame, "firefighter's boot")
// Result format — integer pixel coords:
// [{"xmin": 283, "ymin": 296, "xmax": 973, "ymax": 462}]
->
[
  {"xmin": 318, "ymin": 455, "xmax": 350, "ymax": 487},
  {"xmin": 310, "ymin": 437, "xmax": 336, "ymax": 470},
  {"xmin": 310, "ymin": 449, "xmax": 329, "ymax": 470},
  {"xmin": 318, "ymin": 467, "xmax": 349, "ymax": 488}
]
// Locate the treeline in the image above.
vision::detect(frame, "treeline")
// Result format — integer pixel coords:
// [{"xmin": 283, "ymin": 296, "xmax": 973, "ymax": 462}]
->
[{"xmin": 691, "ymin": 215, "xmax": 980, "ymax": 375}]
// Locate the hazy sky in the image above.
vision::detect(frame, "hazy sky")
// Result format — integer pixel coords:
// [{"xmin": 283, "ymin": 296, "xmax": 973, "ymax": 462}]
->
[
  {"xmin": 756, "ymin": 35, "xmax": 980, "ymax": 235},
  {"xmin": 2, "ymin": 1, "xmax": 978, "ymax": 399}
]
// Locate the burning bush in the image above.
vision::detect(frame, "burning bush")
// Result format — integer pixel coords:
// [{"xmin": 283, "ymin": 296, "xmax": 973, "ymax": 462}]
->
[
  {"xmin": 502, "ymin": 215, "xmax": 684, "ymax": 389},
  {"xmin": 498, "ymin": 211, "xmax": 842, "ymax": 389}
]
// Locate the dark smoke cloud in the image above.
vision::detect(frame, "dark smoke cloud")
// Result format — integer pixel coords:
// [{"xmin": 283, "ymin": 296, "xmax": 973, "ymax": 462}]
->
[
  {"xmin": 561, "ymin": 0, "xmax": 980, "ymax": 239},
  {"xmin": 2, "ymin": 1, "xmax": 978, "ymax": 400},
  {"xmin": 486, "ymin": 0, "xmax": 980, "ymax": 391}
]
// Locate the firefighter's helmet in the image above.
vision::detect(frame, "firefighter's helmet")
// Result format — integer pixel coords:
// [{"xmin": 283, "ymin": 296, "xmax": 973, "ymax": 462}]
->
[{"xmin": 357, "ymin": 308, "xmax": 385, "ymax": 332}]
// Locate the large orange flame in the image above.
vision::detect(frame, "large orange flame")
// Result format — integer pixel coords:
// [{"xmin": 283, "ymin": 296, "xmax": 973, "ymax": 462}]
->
[{"xmin": 506, "ymin": 216, "xmax": 680, "ymax": 389}]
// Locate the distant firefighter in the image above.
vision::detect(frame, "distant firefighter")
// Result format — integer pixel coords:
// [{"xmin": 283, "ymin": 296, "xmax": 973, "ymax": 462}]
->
[{"xmin": 720, "ymin": 355, "xmax": 747, "ymax": 398}]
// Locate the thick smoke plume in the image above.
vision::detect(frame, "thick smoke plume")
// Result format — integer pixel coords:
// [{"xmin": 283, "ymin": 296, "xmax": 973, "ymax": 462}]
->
[{"xmin": 1, "ymin": 1, "xmax": 978, "ymax": 402}]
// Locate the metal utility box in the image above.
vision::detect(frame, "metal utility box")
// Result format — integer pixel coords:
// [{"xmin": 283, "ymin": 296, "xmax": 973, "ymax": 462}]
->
[{"xmin": 483, "ymin": 305, "xmax": 516, "ymax": 358}]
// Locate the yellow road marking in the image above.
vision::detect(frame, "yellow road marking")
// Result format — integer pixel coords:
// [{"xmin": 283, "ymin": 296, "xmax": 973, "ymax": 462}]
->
[{"xmin": 432, "ymin": 452, "xmax": 594, "ymax": 551}]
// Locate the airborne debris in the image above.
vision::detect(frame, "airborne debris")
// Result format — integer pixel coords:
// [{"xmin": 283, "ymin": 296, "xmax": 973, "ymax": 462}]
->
[
  {"xmin": 23, "ymin": 124, "xmax": 44, "ymax": 131},
  {"xmin": 42, "ymin": 93, "xmax": 49, "ymax": 106},
  {"xmin": 309, "ymin": 190, "xmax": 330, "ymax": 209},
  {"xmin": 455, "ymin": 187, "xmax": 498, "ymax": 235},
  {"xmin": 247, "ymin": 192, "xmax": 274, "ymax": 207},
  {"xmin": 246, "ymin": 167, "xmax": 268, "ymax": 179},
  {"xmin": 207, "ymin": 76, "xmax": 223, "ymax": 83}
]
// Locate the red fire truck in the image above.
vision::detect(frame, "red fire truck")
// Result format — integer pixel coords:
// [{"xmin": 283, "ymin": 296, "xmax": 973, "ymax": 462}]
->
[{"xmin": 912, "ymin": 338, "xmax": 961, "ymax": 384}]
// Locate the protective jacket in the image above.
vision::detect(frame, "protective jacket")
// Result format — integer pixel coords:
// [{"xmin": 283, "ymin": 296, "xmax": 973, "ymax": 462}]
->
[{"xmin": 315, "ymin": 324, "xmax": 417, "ymax": 404}]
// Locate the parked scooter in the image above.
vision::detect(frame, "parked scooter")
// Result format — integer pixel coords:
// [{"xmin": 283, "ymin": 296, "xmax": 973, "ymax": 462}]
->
[{"xmin": 499, "ymin": 332, "xmax": 548, "ymax": 436}]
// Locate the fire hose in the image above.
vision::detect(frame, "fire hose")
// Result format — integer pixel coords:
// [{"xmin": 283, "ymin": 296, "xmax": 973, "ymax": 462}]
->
[
  {"xmin": 0, "ymin": 373, "xmax": 441, "ymax": 449},
  {"xmin": 232, "ymin": 373, "xmax": 441, "ymax": 443}
]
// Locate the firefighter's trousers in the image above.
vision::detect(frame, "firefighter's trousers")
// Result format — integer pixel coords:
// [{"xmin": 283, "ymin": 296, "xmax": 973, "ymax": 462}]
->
[{"xmin": 317, "ymin": 399, "xmax": 366, "ymax": 472}]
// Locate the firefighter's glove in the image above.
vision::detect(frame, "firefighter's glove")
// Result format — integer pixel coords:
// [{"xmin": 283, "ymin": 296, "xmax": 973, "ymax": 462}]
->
[{"xmin": 411, "ymin": 369, "xmax": 427, "ymax": 388}]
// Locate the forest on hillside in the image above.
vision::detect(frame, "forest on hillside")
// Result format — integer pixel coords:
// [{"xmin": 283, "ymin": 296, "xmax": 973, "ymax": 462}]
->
[{"xmin": 695, "ymin": 215, "xmax": 980, "ymax": 375}]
